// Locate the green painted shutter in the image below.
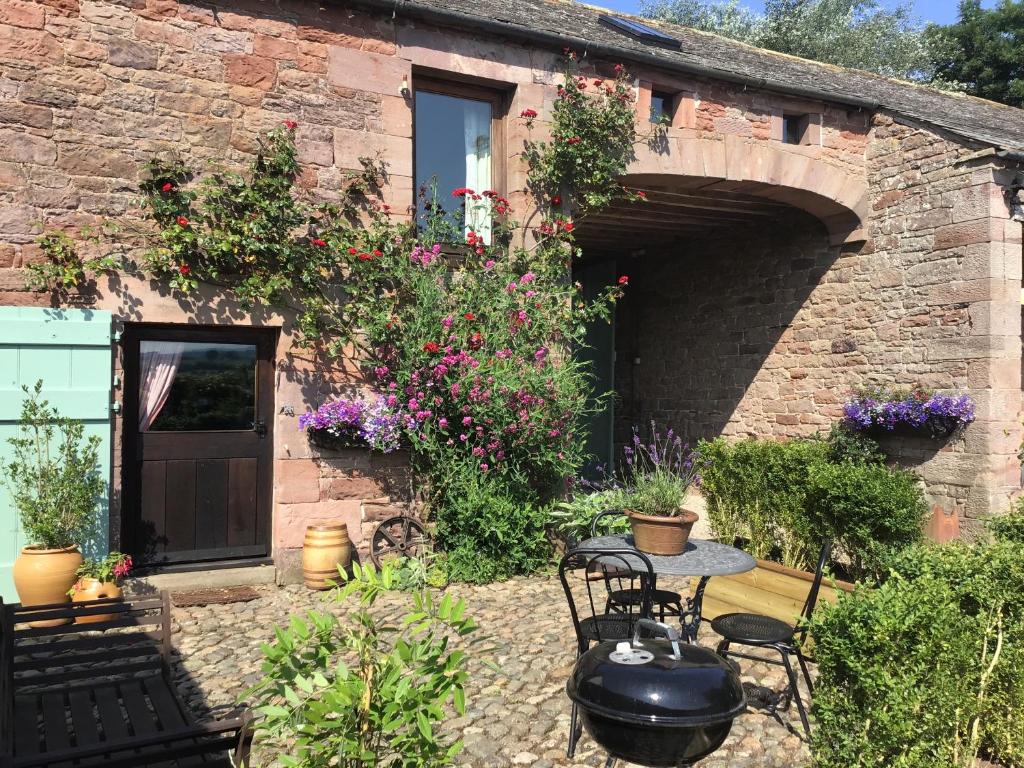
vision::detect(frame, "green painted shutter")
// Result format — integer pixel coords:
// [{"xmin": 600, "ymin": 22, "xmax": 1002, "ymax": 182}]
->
[{"xmin": 0, "ymin": 307, "xmax": 113, "ymax": 601}]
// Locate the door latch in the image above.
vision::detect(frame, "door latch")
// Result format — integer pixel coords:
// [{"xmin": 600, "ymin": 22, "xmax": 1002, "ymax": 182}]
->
[{"xmin": 255, "ymin": 419, "xmax": 267, "ymax": 438}]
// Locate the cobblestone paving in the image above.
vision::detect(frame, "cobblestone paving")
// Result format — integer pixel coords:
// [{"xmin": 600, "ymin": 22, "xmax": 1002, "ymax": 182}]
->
[{"xmin": 168, "ymin": 576, "xmax": 810, "ymax": 768}]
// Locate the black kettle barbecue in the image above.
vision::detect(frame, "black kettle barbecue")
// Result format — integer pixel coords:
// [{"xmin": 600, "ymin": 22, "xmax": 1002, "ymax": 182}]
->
[{"xmin": 566, "ymin": 619, "xmax": 746, "ymax": 767}]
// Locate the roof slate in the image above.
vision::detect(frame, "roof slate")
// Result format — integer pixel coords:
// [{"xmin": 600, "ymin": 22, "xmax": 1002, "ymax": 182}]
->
[{"xmin": 395, "ymin": 0, "xmax": 1024, "ymax": 152}]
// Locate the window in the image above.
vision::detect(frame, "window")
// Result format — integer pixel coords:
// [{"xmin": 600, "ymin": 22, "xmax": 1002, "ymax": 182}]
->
[
  {"xmin": 141, "ymin": 341, "xmax": 257, "ymax": 432},
  {"xmin": 650, "ymin": 91, "xmax": 674, "ymax": 124},
  {"xmin": 414, "ymin": 78, "xmax": 504, "ymax": 243},
  {"xmin": 599, "ymin": 14, "xmax": 681, "ymax": 48},
  {"xmin": 782, "ymin": 113, "xmax": 816, "ymax": 145}
]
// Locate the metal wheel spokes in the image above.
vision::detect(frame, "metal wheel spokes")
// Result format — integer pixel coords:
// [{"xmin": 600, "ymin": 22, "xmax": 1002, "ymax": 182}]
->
[{"xmin": 369, "ymin": 515, "xmax": 430, "ymax": 567}]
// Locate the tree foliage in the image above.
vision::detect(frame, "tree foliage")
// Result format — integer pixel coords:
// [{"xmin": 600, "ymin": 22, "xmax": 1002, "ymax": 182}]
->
[
  {"xmin": 927, "ymin": 0, "xmax": 1024, "ymax": 107},
  {"xmin": 642, "ymin": 0, "xmax": 946, "ymax": 82}
]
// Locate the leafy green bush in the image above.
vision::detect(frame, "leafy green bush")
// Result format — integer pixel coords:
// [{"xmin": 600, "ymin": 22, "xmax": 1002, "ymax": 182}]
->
[
  {"xmin": 548, "ymin": 488, "xmax": 630, "ymax": 546},
  {"xmin": 805, "ymin": 461, "xmax": 926, "ymax": 581},
  {"xmin": 246, "ymin": 560, "xmax": 478, "ymax": 768},
  {"xmin": 811, "ymin": 541, "xmax": 1024, "ymax": 767},
  {"xmin": 1, "ymin": 381, "xmax": 105, "ymax": 550},
  {"xmin": 988, "ymin": 501, "xmax": 1024, "ymax": 544},
  {"xmin": 432, "ymin": 470, "xmax": 553, "ymax": 584},
  {"xmin": 697, "ymin": 436, "xmax": 925, "ymax": 577}
]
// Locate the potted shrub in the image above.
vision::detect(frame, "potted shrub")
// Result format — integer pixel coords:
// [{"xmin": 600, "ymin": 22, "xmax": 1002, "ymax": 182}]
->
[
  {"xmin": 69, "ymin": 552, "xmax": 132, "ymax": 623},
  {"xmin": 1, "ymin": 382, "xmax": 104, "ymax": 619},
  {"xmin": 620, "ymin": 424, "xmax": 703, "ymax": 556}
]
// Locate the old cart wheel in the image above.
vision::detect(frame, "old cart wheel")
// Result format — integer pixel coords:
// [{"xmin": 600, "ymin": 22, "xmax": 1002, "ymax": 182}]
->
[{"xmin": 369, "ymin": 516, "xmax": 430, "ymax": 567}]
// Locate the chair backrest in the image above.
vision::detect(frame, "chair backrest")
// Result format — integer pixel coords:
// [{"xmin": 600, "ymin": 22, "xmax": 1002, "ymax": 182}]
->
[
  {"xmin": 1, "ymin": 597, "xmax": 12, "ymax": 763},
  {"xmin": 4, "ymin": 591, "xmax": 172, "ymax": 694},
  {"xmin": 589, "ymin": 508, "xmax": 627, "ymax": 538},
  {"xmin": 558, "ymin": 547, "xmax": 654, "ymax": 654},
  {"xmin": 797, "ymin": 539, "xmax": 834, "ymax": 638}
]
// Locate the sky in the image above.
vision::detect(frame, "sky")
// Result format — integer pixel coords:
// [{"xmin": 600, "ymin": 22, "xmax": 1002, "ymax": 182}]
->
[{"xmin": 594, "ymin": 0, "xmax": 994, "ymax": 25}]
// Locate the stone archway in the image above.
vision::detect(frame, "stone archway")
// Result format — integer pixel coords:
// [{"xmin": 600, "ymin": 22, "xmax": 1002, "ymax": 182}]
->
[{"xmin": 625, "ymin": 135, "xmax": 868, "ymax": 246}]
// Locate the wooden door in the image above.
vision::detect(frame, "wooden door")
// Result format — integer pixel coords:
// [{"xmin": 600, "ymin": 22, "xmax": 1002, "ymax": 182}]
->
[{"xmin": 123, "ymin": 326, "xmax": 275, "ymax": 566}]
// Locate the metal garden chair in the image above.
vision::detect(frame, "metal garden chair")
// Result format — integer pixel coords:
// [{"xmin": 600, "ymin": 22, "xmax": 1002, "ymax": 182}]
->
[
  {"xmin": 559, "ymin": 546, "xmax": 655, "ymax": 758},
  {"xmin": 589, "ymin": 509, "xmax": 685, "ymax": 622},
  {"xmin": 710, "ymin": 539, "xmax": 833, "ymax": 737}
]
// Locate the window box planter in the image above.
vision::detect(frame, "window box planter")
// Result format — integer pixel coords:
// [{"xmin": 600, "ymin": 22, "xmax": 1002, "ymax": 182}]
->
[
  {"xmin": 842, "ymin": 389, "xmax": 975, "ymax": 441},
  {"xmin": 307, "ymin": 429, "xmax": 367, "ymax": 452},
  {"xmin": 865, "ymin": 415, "xmax": 961, "ymax": 441}
]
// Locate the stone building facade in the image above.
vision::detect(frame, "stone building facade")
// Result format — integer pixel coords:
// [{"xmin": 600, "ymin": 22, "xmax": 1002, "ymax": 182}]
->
[{"xmin": 0, "ymin": 0, "xmax": 1022, "ymax": 579}]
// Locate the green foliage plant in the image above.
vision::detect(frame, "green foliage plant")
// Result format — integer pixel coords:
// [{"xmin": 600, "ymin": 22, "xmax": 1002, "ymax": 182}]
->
[
  {"xmin": 927, "ymin": 0, "xmax": 1024, "ymax": 107},
  {"xmin": 697, "ymin": 435, "xmax": 925, "ymax": 577},
  {"xmin": 642, "ymin": 0, "xmax": 950, "ymax": 83},
  {"xmin": 548, "ymin": 488, "xmax": 630, "ymax": 545},
  {"xmin": 988, "ymin": 498, "xmax": 1024, "ymax": 544},
  {"xmin": 246, "ymin": 559, "xmax": 478, "ymax": 767},
  {"xmin": 0, "ymin": 381, "xmax": 104, "ymax": 550},
  {"xmin": 810, "ymin": 539, "xmax": 1024, "ymax": 767},
  {"xmin": 74, "ymin": 551, "xmax": 133, "ymax": 584},
  {"xmin": 25, "ymin": 229, "xmax": 120, "ymax": 295}
]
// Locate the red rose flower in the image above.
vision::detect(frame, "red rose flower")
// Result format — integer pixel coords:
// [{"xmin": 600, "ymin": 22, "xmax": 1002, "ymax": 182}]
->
[
  {"xmin": 178, "ymin": 264, "xmax": 190, "ymax": 275},
  {"xmin": 614, "ymin": 63, "xmax": 624, "ymax": 74},
  {"xmin": 551, "ymin": 195, "xmax": 562, "ymax": 206},
  {"xmin": 358, "ymin": 252, "xmax": 372, "ymax": 261},
  {"xmin": 562, "ymin": 221, "xmax": 574, "ymax": 232},
  {"xmin": 347, "ymin": 247, "xmax": 358, "ymax": 255},
  {"xmin": 636, "ymin": 190, "xmax": 648, "ymax": 199},
  {"xmin": 423, "ymin": 341, "xmax": 440, "ymax": 353},
  {"xmin": 310, "ymin": 238, "xmax": 327, "ymax": 247},
  {"xmin": 618, "ymin": 275, "xmax": 629, "ymax": 285},
  {"xmin": 372, "ymin": 249, "xmax": 382, "ymax": 257},
  {"xmin": 451, "ymin": 187, "xmax": 471, "ymax": 197},
  {"xmin": 176, "ymin": 215, "xmax": 189, "ymax": 227},
  {"xmin": 464, "ymin": 312, "xmax": 475, "ymax": 320},
  {"xmin": 161, "ymin": 182, "xmax": 173, "ymax": 193},
  {"xmin": 519, "ymin": 108, "xmax": 538, "ymax": 119},
  {"xmin": 283, "ymin": 120, "xmax": 297, "ymax": 130}
]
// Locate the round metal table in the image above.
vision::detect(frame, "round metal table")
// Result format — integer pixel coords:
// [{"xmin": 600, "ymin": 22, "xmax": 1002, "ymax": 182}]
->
[{"xmin": 579, "ymin": 534, "xmax": 756, "ymax": 642}]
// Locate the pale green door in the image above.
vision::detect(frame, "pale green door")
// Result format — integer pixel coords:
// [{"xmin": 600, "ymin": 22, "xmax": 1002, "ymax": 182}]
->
[{"xmin": 0, "ymin": 307, "xmax": 113, "ymax": 600}]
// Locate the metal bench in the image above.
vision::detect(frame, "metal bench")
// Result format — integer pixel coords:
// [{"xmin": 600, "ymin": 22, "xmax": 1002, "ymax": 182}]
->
[{"xmin": 1, "ymin": 591, "xmax": 253, "ymax": 768}]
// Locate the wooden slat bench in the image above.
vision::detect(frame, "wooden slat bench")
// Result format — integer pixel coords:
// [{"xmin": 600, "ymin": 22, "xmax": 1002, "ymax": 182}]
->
[{"xmin": 1, "ymin": 592, "xmax": 252, "ymax": 768}]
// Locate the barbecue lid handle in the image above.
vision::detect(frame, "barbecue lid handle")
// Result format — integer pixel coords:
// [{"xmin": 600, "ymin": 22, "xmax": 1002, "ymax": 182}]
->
[{"xmin": 633, "ymin": 618, "xmax": 682, "ymax": 659}]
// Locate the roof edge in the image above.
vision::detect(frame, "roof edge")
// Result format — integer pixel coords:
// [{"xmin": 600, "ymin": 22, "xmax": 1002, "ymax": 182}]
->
[{"xmin": 346, "ymin": 0, "xmax": 881, "ymax": 112}]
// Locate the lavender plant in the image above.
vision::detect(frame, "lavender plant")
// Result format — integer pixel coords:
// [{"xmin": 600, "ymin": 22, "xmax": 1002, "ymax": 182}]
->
[
  {"xmin": 842, "ymin": 387, "xmax": 976, "ymax": 436},
  {"xmin": 619, "ymin": 423, "xmax": 704, "ymax": 517}
]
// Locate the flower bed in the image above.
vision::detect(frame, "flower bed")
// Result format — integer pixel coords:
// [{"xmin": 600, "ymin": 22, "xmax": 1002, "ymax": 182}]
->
[{"xmin": 842, "ymin": 387, "xmax": 975, "ymax": 438}]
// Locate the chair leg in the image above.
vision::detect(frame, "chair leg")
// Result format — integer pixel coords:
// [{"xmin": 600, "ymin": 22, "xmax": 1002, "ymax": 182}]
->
[
  {"xmin": 716, "ymin": 639, "xmax": 731, "ymax": 658},
  {"xmin": 779, "ymin": 648, "xmax": 811, "ymax": 738},
  {"xmin": 796, "ymin": 647, "xmax": 815, "ymax": 697},
  {"xmin": 568, "ymin": 700, "xmax": 580, "ymax": 757},
  {"xmin": 604, "ymin": 756, "xmax": 617, "ymax": 768}
]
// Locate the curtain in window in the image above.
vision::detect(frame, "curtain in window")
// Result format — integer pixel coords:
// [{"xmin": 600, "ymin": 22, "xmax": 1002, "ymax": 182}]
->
[
  {"xmin": 138, "ymin": 341, "xmax": 185, "ymax": 431},
  {"xmin": 463, "ymin": 101, "xmax": 492, "ymax": 244}
]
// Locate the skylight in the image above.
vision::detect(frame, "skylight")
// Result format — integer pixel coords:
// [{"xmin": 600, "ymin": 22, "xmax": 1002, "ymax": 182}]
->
[{"xmin": 598, "ymin": 14, "xmax": 681, "ymax": 48}]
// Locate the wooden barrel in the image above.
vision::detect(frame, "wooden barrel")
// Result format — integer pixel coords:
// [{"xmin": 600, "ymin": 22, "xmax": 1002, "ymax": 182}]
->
[{"xmin": 302, "ymin": 522, "xmax": 352, "ymax": 590}]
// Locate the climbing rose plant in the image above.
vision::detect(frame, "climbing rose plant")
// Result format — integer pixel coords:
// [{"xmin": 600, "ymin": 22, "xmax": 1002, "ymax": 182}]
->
[{"xmin": 34, "ymin": 56, "xmax": 645, "ymax": 582}]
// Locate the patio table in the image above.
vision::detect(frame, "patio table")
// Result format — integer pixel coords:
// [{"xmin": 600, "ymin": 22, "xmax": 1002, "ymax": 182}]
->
[{"xmin": 579, "ymin": 534, "xmax": 756, "ymax": 643}]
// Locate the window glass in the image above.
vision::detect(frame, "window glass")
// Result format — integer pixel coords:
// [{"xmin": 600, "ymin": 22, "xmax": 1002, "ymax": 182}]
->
[
  {"xmin": 783, "ymin": 114, "xmax": 807, "ymax": 145},
  {"xmin": 650, "ymin": 92, "xmax": 672, "ymax": 124},
  {"xmin": 414, "ymin": 89, "xmax": 492, "ymax": 242},
  {"xmin": 144, "ymin": 342, "xmax": 257, "ymax": 432}
]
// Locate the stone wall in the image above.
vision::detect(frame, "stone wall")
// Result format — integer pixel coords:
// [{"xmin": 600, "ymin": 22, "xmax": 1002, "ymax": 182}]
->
[
  {"xmin": 0, "ymin": 0, "xmax": 1020, "ymax": 558},
  {"xmin": 613, "ymin": 116, "xmax": 1024, "ymax": 534}
]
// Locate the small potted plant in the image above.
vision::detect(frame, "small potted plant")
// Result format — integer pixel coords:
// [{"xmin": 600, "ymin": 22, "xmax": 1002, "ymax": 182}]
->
[
  {"xmin": 69, "ymin": 552, "xmax": 133, "ymax": 623},
  {"xmin": 1, "ymin": 382, "xmax": 104, "ymax": 622},
  {"xmin": 621, "ymin": 423, "xmax": 703, "ymax": 556}
]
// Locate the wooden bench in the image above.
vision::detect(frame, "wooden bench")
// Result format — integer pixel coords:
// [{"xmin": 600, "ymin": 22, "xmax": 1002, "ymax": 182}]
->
[{"xmin": 1, "ymin": 592, "xmax": 253, "ymax": 768}]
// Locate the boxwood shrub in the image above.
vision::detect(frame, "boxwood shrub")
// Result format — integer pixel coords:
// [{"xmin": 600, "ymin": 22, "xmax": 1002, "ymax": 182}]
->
[
  {"xmin": 697, "ymin": 431, "xmax": 926, "ymax": 578},
  {"xmin": 810, "ymin": 528, "xmax": 1024, "ymax": 767}
]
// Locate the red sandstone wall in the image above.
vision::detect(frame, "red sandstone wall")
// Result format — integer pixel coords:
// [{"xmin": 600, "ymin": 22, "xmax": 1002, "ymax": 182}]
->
[{"xmin": 0, "ymin": 0, "xmax": 1019, "ymax": 556}]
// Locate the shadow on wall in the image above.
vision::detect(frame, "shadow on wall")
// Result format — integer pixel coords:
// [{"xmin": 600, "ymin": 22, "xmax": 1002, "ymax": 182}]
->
[{"xmin": 607, "ymin": 209, "xmax": 861, "ymax": 449}]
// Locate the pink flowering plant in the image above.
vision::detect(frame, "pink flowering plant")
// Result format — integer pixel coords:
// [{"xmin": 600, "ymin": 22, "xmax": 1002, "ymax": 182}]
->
[{"xmin": 72, "ymin": 551, "xmax": 133, "ymax": 587}]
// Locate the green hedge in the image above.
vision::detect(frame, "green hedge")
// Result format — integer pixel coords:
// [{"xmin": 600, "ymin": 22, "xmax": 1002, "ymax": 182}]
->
[
  {"xmin": 697, "ymin": 434, "xmax": 926, "ymax": 577},
  {"xmin": 810, "ymin": 523, "xmax": 1024, "ymax": 767}
]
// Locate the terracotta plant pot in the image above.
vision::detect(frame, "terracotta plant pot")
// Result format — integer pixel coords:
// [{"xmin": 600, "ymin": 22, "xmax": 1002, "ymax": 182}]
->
[
  {"xmin": 71, "ymin": 577, "xmax": 124, "ymax": 623},
  {"xmin": 12, "ymin": 545, "xmax": 83, "ymax": 627},
  {"xmin": 627, "ymin": 510, "xmax": 699, "ymax": 556},
  {"xmin": 302, "ymin": 522, "xmax": 352, "ymax": 590}
]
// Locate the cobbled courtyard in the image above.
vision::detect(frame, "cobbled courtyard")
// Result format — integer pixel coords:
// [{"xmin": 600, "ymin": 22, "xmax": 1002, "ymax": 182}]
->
[{"xmin": 168, "ymin": 576, "xmax": 809, "ymax": 768}]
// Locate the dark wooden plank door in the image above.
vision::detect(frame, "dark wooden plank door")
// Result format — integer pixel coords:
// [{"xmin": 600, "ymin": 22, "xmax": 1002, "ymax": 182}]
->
[{"xmin": 124, "ymin": 326, "xmax": 275, "ymax": 565}]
